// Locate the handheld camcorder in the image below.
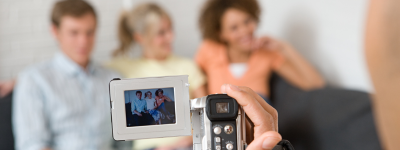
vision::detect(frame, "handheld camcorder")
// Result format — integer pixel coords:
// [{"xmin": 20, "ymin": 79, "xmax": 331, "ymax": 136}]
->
[{"xmin": 109, "ymin": 75, "xmax": 290, "ymax": 150}]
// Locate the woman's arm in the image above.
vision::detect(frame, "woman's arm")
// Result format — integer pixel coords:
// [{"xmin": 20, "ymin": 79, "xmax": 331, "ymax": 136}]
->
[
  {"xmin": 163, "ymin": 95, "xmax": 173, "ymax": 102},
  {"xmin": 276, "ymin": 42, "xmax": 325, "ymax": 90},
  {"xmin": 365, "ymin": 0, "xmax": 400, "ymax": 149},
  {"xmin": 259, "ymin": 37, "xmax": 325, "ymax": 90},
  {"xmin": 153, "ymin": 101, "xmax": 158, "ymax": 109}
]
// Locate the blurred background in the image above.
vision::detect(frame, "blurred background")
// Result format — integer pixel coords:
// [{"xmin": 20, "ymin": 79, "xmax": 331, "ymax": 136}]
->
[
  {"xmin": 0, "ymin": 0, "xmax": 383, "ymax": 150},
  {"xmin": 0, "ymin": 0, "xmax": 372, "ymax": 93}
]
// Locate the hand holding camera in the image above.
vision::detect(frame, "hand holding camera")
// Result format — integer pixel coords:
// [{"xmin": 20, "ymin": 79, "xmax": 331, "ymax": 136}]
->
[
  {"xmin": 221, "ymin": 84, "xmax": 281, "ymax": 150},
  {"xmin": 109, "ymin": 76, "xmax": 288, "ymax": 150}
]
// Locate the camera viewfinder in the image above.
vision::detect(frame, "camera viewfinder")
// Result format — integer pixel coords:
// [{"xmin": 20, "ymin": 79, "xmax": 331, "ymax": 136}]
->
[{"xmin": 216, "ymin": 103, "xmax": 229, "ymax": 113}]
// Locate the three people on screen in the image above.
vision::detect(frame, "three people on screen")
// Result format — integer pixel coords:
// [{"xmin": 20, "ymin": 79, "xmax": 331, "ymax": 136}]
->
[{"xmin": 127, "ymin": 89, "xmax": 175, "ymax": 127}]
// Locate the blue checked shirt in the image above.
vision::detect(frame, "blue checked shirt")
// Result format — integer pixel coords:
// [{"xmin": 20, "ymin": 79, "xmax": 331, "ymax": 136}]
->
[
  {"xmin": 131, "ymin": 98, "xmax": 147, "ymax": 114},
  {"xmin": 13, "ymin": 52, "xmax": 132, "ymax": 150}
]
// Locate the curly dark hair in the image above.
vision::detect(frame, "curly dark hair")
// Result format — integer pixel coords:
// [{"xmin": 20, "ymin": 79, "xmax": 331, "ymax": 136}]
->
[
  {"xmin": 155, "ymin": 89, "xmax": 164, "ymax": 96},
  {"xmin": 199, "ymin": 0, "xmax": 261, "ymax": 43}
]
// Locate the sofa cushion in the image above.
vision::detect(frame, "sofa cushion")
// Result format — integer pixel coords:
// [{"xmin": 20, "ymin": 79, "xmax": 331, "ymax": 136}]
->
[
  {"xmin": 0, "ymin": 92, "xmax": 15, "ymax": 150},
  {"xmin": 270, "ymin": 75, "xmax": 382, "ymax": 150}
]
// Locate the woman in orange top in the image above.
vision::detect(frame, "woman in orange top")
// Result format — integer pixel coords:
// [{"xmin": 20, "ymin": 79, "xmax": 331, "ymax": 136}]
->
[
  {"xmin": 155, "ymin": 89, "xmax": 173, "ymax": 120},
  {"xmin": 196, "ymin": 0, "xmax": 325, "ymax": 101}
]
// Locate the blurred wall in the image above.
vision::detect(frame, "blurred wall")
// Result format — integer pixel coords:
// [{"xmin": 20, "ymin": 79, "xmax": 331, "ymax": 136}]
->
[
  {"xmin": 0, "ymin": 0, "xmax": 123, "ymax": 80},
  {"xmin": 258, "ymin": 0, "xmax": 372, "ymax": 92}
]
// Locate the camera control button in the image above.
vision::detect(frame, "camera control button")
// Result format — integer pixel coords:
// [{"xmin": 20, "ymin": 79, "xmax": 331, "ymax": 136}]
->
[
  {"xmin": 215, "ymin": 137, "xmax": 221, "ymax": 142},
  {"xmin": 214, "ymin": 127, "xmax": 222, "ymax": 135},
  {"xmin": 216, "ymin": 145, "xmax": 221, "ymax": 150},
  {"xmin": 226, "ymin": 143, "xmax": 234, "ymax": 150},
  {"xmin": 224, "ymin": 125, "xmax": 234, "ymax": 134}
]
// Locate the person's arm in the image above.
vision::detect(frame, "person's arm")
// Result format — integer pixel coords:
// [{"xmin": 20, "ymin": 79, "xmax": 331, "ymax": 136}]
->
[
  {"xmin": 133, "ymin": 110, "xmax": 142, "ymax": 116},
  {"xmin": 163, "ymin": 95, "xmax": 173, "ymax": 102},
  {"xmin": 276, "ymin": 43, "xmax": 325, "ymax": 90},
  {"xmin": 131, "ymin": 102, "xmax": 142, "ymax": 116},
  {"xmin": 275, "ymin": 41, "xmax": 325, "ymax": 90},
  {"xmin": 13, "ymin": 73, "xmax": 51, "ymax": 150},
  {"xmin": 194, "ymin": 41, "xmax": 213, "ymax": 96},
  {"xmin": 153, "ymin": 101, "xmax": 158, "ymax": 109},
  {"xmin": 256, "ymin": 37, "xmax": 325, "ymax": 90},
  {"xmin": 365, "ymin": 0, "xmax": 400, "ymax": 149}
]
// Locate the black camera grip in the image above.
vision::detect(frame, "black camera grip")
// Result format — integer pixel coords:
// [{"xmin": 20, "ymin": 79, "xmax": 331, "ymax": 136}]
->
[
  {"xmin": 272, "ymin": 140, "xmax": 295, "ymax": 150},
  {"xmin": 243, "ymin": 139, "xmax": 294, "ymax": 150}
]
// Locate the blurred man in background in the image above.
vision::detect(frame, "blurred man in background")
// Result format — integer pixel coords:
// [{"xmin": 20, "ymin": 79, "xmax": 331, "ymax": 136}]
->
[
  {"xmin": 366, "ymin": 0, "xmax": 400, "ymax": 149},
  {"xmin": 12, "ymin": 0, "xmax": 131, "ymax": 150}
]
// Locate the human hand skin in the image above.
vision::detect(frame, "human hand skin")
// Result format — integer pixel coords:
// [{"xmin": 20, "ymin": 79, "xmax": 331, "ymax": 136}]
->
[
  {"xmin": 250, "ymin": 36, "xmax": 293, "ymax": 57},
  {"xmin": 365, "ymin": 0, "xmax": 400, "ymax": 149},
  {"xmin": 134, "ymin": 110, "xmax": 142, "ymax": 116},
  {"xmin": 251, "ymin": 36, "xmax": 325, "ymax": 91},
  {"xmin": 156, "ymin": 84, "xmax": 281, "ymax": 150},
  {"xmin": 251, "ymin": 36, "xmax": 284, "ymax": 52},
  {"xmin": 221, "ymin": 84, "xmax": 281, "ymax": 150}
]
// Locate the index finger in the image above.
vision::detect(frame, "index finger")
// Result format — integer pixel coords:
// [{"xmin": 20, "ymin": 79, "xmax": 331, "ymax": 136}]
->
[
  {"xmin": 240, "ymin": 87, "xmax": 278, "ymax": 131},
  {"xmin": 221, "ymin": 84, "xmax": 278, "ymax": 135}
]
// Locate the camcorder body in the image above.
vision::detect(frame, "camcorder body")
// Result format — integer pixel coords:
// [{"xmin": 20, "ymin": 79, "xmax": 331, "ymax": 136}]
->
[{"xmin": 191, "ymin": 94, "xmax": 246, "ymax": 150}]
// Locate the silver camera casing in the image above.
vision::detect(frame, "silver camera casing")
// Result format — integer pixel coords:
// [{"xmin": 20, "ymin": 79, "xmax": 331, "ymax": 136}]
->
[{"xmin": 190, "ymin": 96, "xmax": 247, "ymax": 150}]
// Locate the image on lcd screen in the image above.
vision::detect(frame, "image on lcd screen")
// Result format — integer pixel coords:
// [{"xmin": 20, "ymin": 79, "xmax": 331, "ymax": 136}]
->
[
  {"xmin": 124, "ymin": 87, "xmax": 176, "ymax": 127},
  {"xmin": 216, "ymin": 102, "xmax": 229, "ymax": 113}
]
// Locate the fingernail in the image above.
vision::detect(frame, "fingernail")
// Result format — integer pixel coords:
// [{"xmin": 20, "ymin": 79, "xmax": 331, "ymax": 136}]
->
[
  {"xmin": 229, "ymin": 84, "xmax": 241, "ymax": 92},
  {"xmin": 262, "ymin": 137, "xmax": 281, "ymax": 149}
]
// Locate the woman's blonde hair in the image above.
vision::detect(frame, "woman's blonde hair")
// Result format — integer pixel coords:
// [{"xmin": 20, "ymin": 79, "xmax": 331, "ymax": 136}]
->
[
  {"xmin": 113, "ymin": 3, "xmax": 171, "ymax": 56},
  {"xmin": 145, "ymin": 91, "xmax": 152, "ymax": 98}
]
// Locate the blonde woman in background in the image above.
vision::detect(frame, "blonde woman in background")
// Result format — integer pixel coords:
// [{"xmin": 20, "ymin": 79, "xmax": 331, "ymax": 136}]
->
[
  {"xmin": 107, "ymin": 3, "xmax": 206, "ymax": 99},
  {"xmin": 106, "ymin": 3, "xmax": 204, "ymax": 149}
]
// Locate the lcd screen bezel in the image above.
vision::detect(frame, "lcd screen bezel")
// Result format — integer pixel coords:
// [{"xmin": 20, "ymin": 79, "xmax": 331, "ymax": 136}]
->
[{"xmin": 109, "ymin": 76, "xmax": 191, "ymax": 141}]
